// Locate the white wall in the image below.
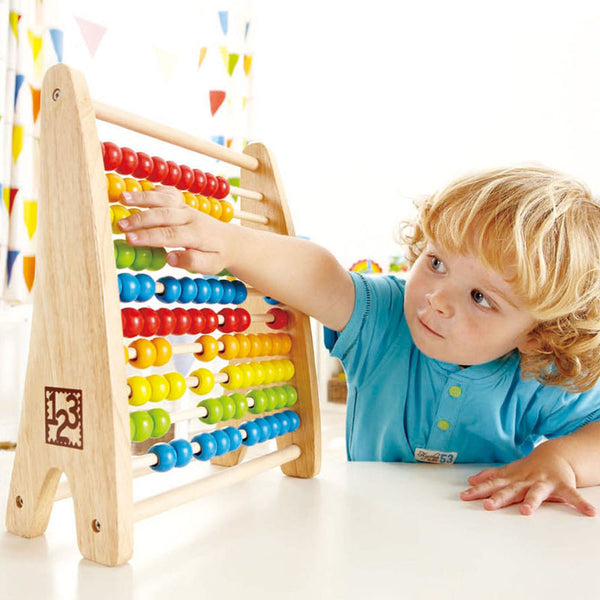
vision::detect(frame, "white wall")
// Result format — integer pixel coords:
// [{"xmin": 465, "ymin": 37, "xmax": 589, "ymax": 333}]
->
[{"xmin": 249, "ymin": 0, "xmax": 600, "ymax": 270}]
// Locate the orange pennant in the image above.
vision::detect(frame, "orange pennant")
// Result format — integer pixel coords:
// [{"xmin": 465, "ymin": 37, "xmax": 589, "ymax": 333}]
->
[{"xmin": 23, "ymin": 256, "xmax": 35, "ymax": 292}]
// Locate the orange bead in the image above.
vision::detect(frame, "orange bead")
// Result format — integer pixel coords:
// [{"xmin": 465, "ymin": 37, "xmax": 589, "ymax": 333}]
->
[
  {"xmin": 209, "ymin": 198, "xmax": 223, "ymax": 220},
  {"xmin": 140, "ymin": 180, "xmax": 155, "ymax": 191},
  {"xmin": 278, "ymin": 333, "xmax": 293, "ymax": 355},
  {"xmin": 152, "ymin": 337, "xmax": 172, "ymax": 366},
  {"xmin": 257, "ymin": 333, "xmax": 273, "ymax": 356},
  {"xmin": 129, "ymin": 339, "xmax": 157, "ymax": 369},
  {"xmin": 124, "ymin": 177, "xmax": 143, "ymax": 193},
  {"xmin": 183, "ymin": 192, "xmax": 200, "ymax": 210},
  {"xmin": 219, "ymin": 200, "xmax": 234, "ymax": 222},
  {"xmin": 247, "ymin": 333, "xmax": 262, "ymax": 358},
  {"xmin": 234, "ymin": 334, "xmax": 251, "ymax": 358},
  {"xmin": 219, "ymin": 334, "xmax": 240, "ymax": 360},
  {"xmin": 270, "ymin": 334, "xmax": 282, "ymax": 356},
  {"xmin": 195, "ymin": 335, "xmax": 219, "ymax": 362},
  {"xmin": 196, "ymin": 195, "xmax": 211, "ymax": 214},
  {"xmin": 106, "ymin": 172, "xmax": 126, "ymax": 202}
]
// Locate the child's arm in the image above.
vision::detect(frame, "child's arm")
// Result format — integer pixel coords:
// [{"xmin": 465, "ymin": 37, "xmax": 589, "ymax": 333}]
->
[
  {"xmin": 460, "ymin": 420, "xmax": 600, "ymax": 516},
  {"xmin": 118, "ymin": 188, "xmax": 355, "ymax": 332}
]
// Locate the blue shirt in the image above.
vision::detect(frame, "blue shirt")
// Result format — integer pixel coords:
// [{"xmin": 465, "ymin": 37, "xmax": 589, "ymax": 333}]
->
[{"xmin": 325, "ymin": 273, "xmax": 600, "ymax": 463}]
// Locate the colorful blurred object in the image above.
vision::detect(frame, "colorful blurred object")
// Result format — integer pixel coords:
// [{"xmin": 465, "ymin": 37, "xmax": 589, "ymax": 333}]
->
[{"xmin": 349, "ymin": 259, "xmax": 383, "ymax": 274}]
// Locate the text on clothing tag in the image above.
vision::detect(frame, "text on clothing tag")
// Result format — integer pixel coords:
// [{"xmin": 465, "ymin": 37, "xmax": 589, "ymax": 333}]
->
[{"xmin": 414, "ymin": 448, "xmax": 457, "ymax": 464}]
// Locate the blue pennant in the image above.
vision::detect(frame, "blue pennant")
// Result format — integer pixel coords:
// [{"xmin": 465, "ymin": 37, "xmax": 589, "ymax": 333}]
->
[{"xmin": 7, "ymin": 250, "xmax": 20, "ymax": 285}]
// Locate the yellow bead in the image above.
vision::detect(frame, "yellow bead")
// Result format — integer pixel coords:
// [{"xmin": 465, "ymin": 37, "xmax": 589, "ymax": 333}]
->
[
  {"xmin": 128, "ymin": 376, "xmax": 152, "ymax": 407},
  {"xmin": 221, "ymin": 365, "xmax": 244, "ymax": 390},
  {"xmin": 164, "ymin": 372, "xmax": 186, "ymax": 400},
  {"xmin": 190, "ymin": 368, "xmax": 215, "ymax": 395},
  {"xmin": 183, "ymin": 192, "xmax": 200, "ymax": 210},
  {"xmin": 209, "ymin": 198, "xmax": 223, "ymax": 220},
  {"xmin": 250, "ymin": 362, "xmax": 266, "ymax": 386},
  {"xmin": 106, "ymin": 172, "xmax": 126, "ymax": 202},
  {"xmin": 147, "ymin": 374, "xmax": 169, "ymax": 402},
  {"xmin": 281, "ymin": 359, "xmax": 295, "ymax": 381},
  {"xmin": 111, "ymin": 205, "xmax": 131, "ymax": 234},
  {"xmin": 140, "ymin": 180, "xmax": 155, "ymax": 191},
  {"xmin": 239, "ymin": 363, "xmax": 255, "ymax": 387},
  {"xmin": 261, "ymin": 361, "xmax": 276, "ymax": 384},
  {"xmin": 124, "ymin": 177, "xmax": 143, "ymax": 193}
]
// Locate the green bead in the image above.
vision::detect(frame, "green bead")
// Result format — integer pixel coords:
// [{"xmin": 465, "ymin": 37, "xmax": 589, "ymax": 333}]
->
[
  {"xmin": 130, "ymin": 416, "xmax": 135, "ymax": 440},
  {"xmin": 130, "ymin": 411, "xmax": 153, "ymax": 442},
  {"xmin": 231, "ymin": 393, "xmax": 248, "ymax": 419},
  {"xmin": 114, "ymin": 239, "xmax": 136, "ymax": 269},
  {"xmin": 264, "ymin": 388, "xmax": 278, "ymax": 412},
  {"xmin": 148, "ymin": 408, "xmax": 171, "ymax": 438},
  {"xmin": 220, "ymin": 395, "xmax": 236, "ymax": 421},
  {"xmin": 130, "ymin": 246, "xmax": 153, "ymax": 271},
  {"xmin": 283, "ymin": 385, "xmax": 298, "ymax": 407},
  {"xmin": 148, "ymin": 247, "xmax": 167, "ymax": 271},
  {"xmin": 248, "ymin": 389, "xmax": 268, "ymax": 414},
  {"xmin": 272, "ymin": 386, "xmax": 288, "ymax": 410},
  {"xmin": 198, "ymin": 397, "xmax": 224, "ymax": 424}
]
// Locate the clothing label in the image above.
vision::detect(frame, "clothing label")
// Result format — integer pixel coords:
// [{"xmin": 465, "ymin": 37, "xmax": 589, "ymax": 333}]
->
[{"xmin": 414, "ymin": 448, "xmax": 457, "ymax": 464}]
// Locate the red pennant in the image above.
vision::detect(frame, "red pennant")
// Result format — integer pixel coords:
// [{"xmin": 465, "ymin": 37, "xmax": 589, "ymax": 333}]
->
[
  {"xmin": 9, "ymin": 187, "xmax": 18, "ymax": 215},
  {"xmin": 209, "ymin": 90, "xmax": 226, "ymax": 116}
]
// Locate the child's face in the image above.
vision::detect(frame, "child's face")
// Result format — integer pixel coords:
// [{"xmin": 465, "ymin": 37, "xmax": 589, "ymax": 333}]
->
[{"xmin": 404, "ymin": 242, "xmax": 536, "ymax": 366}]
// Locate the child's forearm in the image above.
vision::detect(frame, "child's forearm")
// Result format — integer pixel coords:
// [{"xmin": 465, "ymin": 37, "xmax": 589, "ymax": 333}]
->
[{"xmin": 544, "ymin": 421, "xmax": 600, "ymax": 487}]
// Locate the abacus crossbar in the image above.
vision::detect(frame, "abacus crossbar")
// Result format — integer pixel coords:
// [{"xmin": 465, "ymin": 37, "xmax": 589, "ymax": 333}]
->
[{"xmin": 133, "ymin": 444, "xmax": 301, "ymax": 522}]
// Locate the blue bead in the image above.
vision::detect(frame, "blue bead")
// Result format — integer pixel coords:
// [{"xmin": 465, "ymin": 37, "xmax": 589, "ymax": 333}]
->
[
  {"xmin": 274, "ymin": 412, "xmax": 291, "ymax": 436},
  {"xmin": 148, "ymin": 443, "xmax": 177, "ymax": 472},
  {"xmin": 178, "ymin": 277, "xmax": 197, "ymax": 303},
  {"xmin": 118, "ymin": 276, "xmax": 122, "ymax": 295},
  {"xmin": 118, "ymin": 273, "xmax": 140, "ymax": 302},
  {"xmin": 264, "ymin": 415, "xmax": 281, "ymax": 438},
  {"xmin": 211, "ymin": 429, "xmax": 231, "ymax": 456},
  {"xmin": 284, "ymin": 410, "xmax": 300, "ymax": 433},
  {"xmin": 253, "ymin": 417, "xmax": 272, "ymax": 443},
  {"xmin": 232, "ymin": 280, "xmax": 248, "ymax": 304},
  {"xmin": 263, "ymin": 295, "xmax": 280, "ymax": 305},
  {"xmin": 135, "ymin": 273, "xmax": 156, "ymax": 302},
  {"xmin": 223, "ymin": 426, "xmax": 242, "ymax": 451},
  {"xmin": 157, "ymin": 276, "xmax": 181, "ymax": 303},
  {"xmin": 192, "ymin": 432, "xmax": 218, "ymax": 461},
  {"xmin": 169, "ymin": 439, "xmax": 193, "ymax": 467},
  {"xmin": 240, "ymin": 421, "xmax": 260, "ymax": 446},
  {"xmin": 220, "ymin": 280, "xmax": 235, "ymax": 304},
  {"xmin": 195, "ymin": 278, "xmax": 212, "ymax": 303},
  {"xmin": 207, "ymin": 279, "xmax": 224, "ymax": 303}
]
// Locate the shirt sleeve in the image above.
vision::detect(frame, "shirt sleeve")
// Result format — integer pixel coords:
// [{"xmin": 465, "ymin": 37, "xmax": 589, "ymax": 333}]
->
[{"xmin": 324, "ymin": 272, "xmax": 407, "ymax": 385}]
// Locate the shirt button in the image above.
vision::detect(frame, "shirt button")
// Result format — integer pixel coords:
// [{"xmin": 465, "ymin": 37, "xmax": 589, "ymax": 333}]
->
[
  {"xmin": 448, "ymin": 385, "xmax": 462, "ymax": 398},
  {"xmin": 437, "ymin": 419, "xmax": 451, "ymax": 431}
]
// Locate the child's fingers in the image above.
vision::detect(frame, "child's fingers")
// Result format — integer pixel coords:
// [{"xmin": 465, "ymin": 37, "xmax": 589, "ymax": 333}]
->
[
  {"xmin": 547, "ymin": 486, "xmax": 596, "ymax": 517},
  {"xmin": 118, "ymin": 206, "xmax": 191, "ymax": 233},
  {"xmin": 121, "ymin": 187, "xmax": 183, "ymax": 208},
  {"xmin": 167, "ymin": 249, "xmax": 223, "ymax": 275},
  {"xmin": 460, "ymin": 476, "xmax": 510, "ymax": 501},
  {"xmin": 482, "ymin": 481, "xmax": 530, "ymax": 511},
  {"xmin": 467, "ymin": 467, "xmax": 502, "ymax": 486},
  {"xmin": 519, "ymin": 481, "xmax": 554, "ymax": 515}
]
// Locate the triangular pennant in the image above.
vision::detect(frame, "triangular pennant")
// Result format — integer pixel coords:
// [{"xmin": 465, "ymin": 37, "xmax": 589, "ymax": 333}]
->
[
  {"xmin": 219, "ymin": 46, "xmax": 228, "ymax": 71},
  {"xmin": 9, "ymin": 12, "xmax": 20, "ymax": 40},
  {"xmin": 3, "ymin": 186, "xmax": 9, "ymax": 213},
  {"xmin": 75, "ymin": 17, "xmax": 107, "ymax": 58},
  {"xmin": 244, "ymin": 22, "xmax": 250, "ymax": 40},
  {"xmin": 226, "ymin": 138, "xmax": 233, "ymax": 148},
  {"xmin": 12, "ymin": 126, "xmax": 24, "ymax": 164},
  {"xmin": 30, "ymin": 86, "xmax": 41, "ymax": 123},
  {"xmin": 23, "ymin": 200, "xmax": 37, "ymax": 239},
  {"xmin": 7, "ymin": 250, "xmax": 19, "ymax": 285},
  {"xmin": 211, "ymin": 135, "xmax": 225, "ymax": 146},
  {"xmin": 242, "ymin": 97, "xmax": 247, "ymax": 110},
  {"xmin": 218, "ymin": 11, "xmax": 228, "ymax": 35},
  {"xmin": 9, "ymin": 188, "xmax": 18, "ymax": 215},
  {"xmin": 198, "ymin": 46, "xmax": 207, "ymax": 68},
  {"xmin": 243, "ymin": 54, "xmax": 252, "ymax": 76},
  {"xmin": 209, "ymin": 90, "xmax": 226, "ymax": 116},
  {"xmin": 23, "ymin": 256, "xmax": 35, "ymax": 291},
  {"xmin": 14, "ymin": 74, "xmax": 24, "ymax": 109},
  {"xmin": 27, "ymin": 30, "xmax": 42, "ymax": 62},
  {"xmin": 228, "ymin": 53, "xmax": 239, "ymax": 76},
  {"xmin": 49, "ymin": 28, "xmax": 64, "ymax": 62},
  {"xmin": 153, "ymin": 47, "xmax": 177, "ymax": 81}
]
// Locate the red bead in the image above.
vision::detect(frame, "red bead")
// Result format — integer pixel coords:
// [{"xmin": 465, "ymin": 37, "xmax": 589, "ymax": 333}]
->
[
  {"xmin": 103, "ymin": 142, "xmax": 122, "ymax": 171},
  {"xmin": 234, "ymin": 308, "xmax": 251, "ymax": 332},
  {"xmin": 202, "ymin": 172, "xmax": 218, "ymax": 198},
  {"xmin": 218, "ymin": 308, "xmax": 238, "ymax": 333},
  {"xmin": 200, "ymin": 308, "xmax": 218, "ymax": 333},
  {"xmin": 188, "ymin": 308, "xmax": 206, "ymax": 335},
  {"xmin": 116, "ymin": 147, "xmax": 138, "ymax": 175},
  {"xmin": 266, "ymin": 308, "xmax": 288, "ymax": 330},
  {"xmin": 172, "ymin": 307, "xmax": 192, "ymax": 335},
  {"xmin": 148, "ymin": 156, "xmax": 168, "ymax": 183},
  {"xmin": 156, "ymin": 308, "xmax": 176, "ymax": 336},
  {"xmin": 189, "ymin": 169, "xmax": 207, "ymax": 194},
  {"xmin": 163, "ymin": 161, "xmax": 182, "ymax": 187},
  {"xmin": 101, "ymin": 142, "xmax": 105, "ymax": 160},
  {"xmin": 133, "ymin": 152, "xmax": 154, "ymax": 179},
  {"xmin": 139, "ymin": 307, "xmax": 160, "ymax": 337},
  {"xmin": 122, "ymin": 307, "xmax": 144, "ymax": 337},
  {"xmin": 213, "ymin": 176, "xmax": 230, "ymax": 199},
  {"xmin": 176, "ymin": 164, "xmax": 194, "ymax": 190}
]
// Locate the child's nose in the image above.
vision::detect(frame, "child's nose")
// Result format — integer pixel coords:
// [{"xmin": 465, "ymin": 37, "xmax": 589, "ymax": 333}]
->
[{"xmin": 426, "ymin": 289, "xmax": 454, "ymax": 317}]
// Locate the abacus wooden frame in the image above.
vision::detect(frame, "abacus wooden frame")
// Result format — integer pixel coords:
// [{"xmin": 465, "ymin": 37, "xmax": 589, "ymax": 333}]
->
[{"xmin": 5, "ymin": 64, "xmax": 321, "ymax": 567}]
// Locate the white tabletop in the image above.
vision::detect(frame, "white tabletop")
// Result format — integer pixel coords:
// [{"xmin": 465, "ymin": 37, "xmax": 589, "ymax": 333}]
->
[{"xmin": 1, "ymin": 407, "xmax": 600, "ymax": 600}]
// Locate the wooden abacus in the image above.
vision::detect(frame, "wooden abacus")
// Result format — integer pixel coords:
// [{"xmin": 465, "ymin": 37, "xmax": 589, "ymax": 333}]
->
[{"xmin": 5, "ymin": 64, "xmax": 321, "ymax": 567}]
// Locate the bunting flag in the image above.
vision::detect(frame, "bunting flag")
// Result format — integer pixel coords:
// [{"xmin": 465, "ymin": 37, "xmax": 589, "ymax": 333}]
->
[
  {"xmin": 49, "ymin": 29, "xmax": 64, "ymax": 62},
  {"xmin": 209, "ymin": 90, "xmax": 226, "ymax": 116},
  {"xmin": 218, "ymin": 11, "xmax": 229, "ymax": 35},
  {"xmin": 74, "ymin": 17, "xmax": 106, "ymax": 58},
  {"xmin": 228, "ymin": 53, "xmax": 239, "ymax": 76},
  {"xmin": 198, "ymin": 47, "xmax": 207, "ymax": 68}
]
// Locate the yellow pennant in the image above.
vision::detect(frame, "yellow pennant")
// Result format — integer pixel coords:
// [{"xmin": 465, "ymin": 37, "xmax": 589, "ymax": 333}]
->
[
  {"xmin": 12, "ymin": 125, "xmax": 24, "ymax": 164},
  {"xmin": 23, "ymin": 200, "xmax": 37, "ymax": 239},
  {"xmin": 9, "ymin": 12, "xmax": 20, "ymax": 40},
  {"xmin": 27, "ymin": 30, "xmax": 42, "ymax": 62},
  {"xmin": 244, "ymin": 54, "xmax": 252, "ymax": 76},
  {"xmin": 198, "ymin": 47, "xmax": 207, "ymax": 68}
]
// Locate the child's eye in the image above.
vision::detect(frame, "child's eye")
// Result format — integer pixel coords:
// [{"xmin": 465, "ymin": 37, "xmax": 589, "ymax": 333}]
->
[
  {"xmin": 429, "ymin": 255, "xmax": 447, "ymax": 273},
  {"xmin": 471, "ymin": 289, "xmax": 492, "ymax": 309}
]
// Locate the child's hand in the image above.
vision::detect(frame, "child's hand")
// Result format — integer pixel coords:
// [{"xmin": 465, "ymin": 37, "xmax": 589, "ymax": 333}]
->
[
  {"xmin": 460, "ymin": 442, "xmax": 597, "ymax": 516},
  {"xmin": 117, "ymin": 188, "xmax": 231, "ymax": 274}
]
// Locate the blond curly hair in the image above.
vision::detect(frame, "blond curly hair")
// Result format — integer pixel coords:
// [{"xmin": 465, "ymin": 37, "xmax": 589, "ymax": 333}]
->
[{"xmin": 401, "ymin": 166, "xmax": 600, "ymax": 392}]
